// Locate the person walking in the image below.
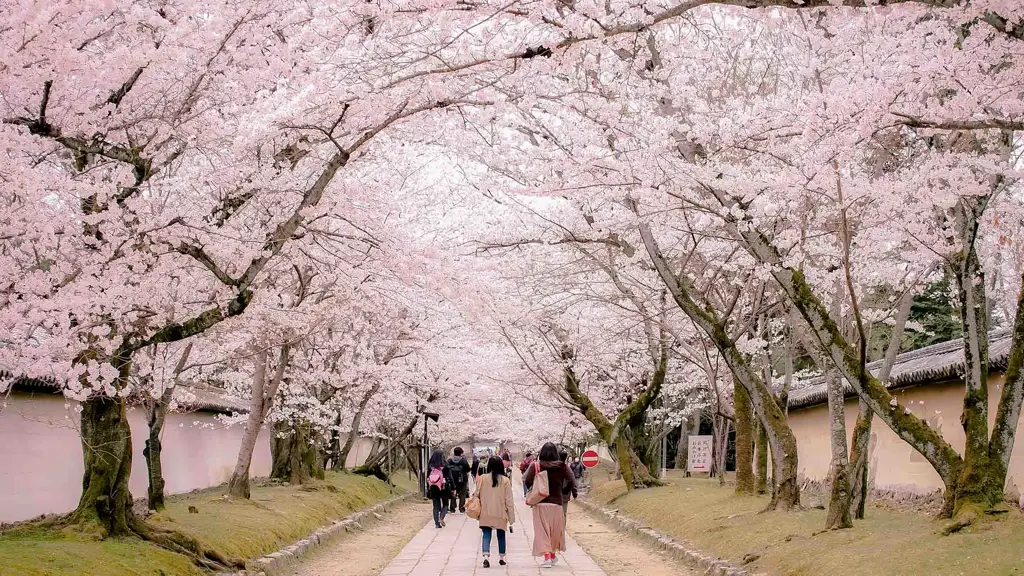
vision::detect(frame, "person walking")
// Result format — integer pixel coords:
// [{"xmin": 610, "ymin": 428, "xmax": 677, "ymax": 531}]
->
[
  {"xmin": 570, "ymin": 457, "xmax": 584, "ymax": 482},
  {"xmin": 558, "ymin": 449, "xmax": 578, "ymax": 518},
  {"xmin": 471, "ymin": 452, "xmax": 481, "ymax": 479},
  {"xmin": 518, "ymin": 450, "xmax": 534, "ymax": 496},
  {"xmin": 502, "ymin": 450, "xmax": 512, "ymax": 477},
  {"xmin": 475, "ymin": 456, "xmax": 516, "ymax": 568},
  {"xmin": 523, "ymin": 443, "xmax": 575, "ymax": 568},
  {"xmin": 447, "ymin": 447, "xmax": 471, "ymax": 513},
  {"xmin": 426, "ymin": 449, "xmax": 453, "ymax": 528}
]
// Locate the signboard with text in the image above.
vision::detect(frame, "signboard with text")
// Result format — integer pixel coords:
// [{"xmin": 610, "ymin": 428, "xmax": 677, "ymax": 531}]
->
[{"xmin": 687, "ymin": 435, "xmax": 714, "ymax": 473}]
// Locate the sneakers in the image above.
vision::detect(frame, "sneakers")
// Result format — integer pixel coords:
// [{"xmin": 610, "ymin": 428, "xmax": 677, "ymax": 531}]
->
[
  {"xmin": 434, "ymin": 522, "xmax": 441, "ymax": 529},
  {"xmin": 499, "ymin": 557, "xmax": 507, "ymax": 566},
  {"xmin": 539, "ymin": 558, "xmax": 553, "ymax": 569},
  {"xmin": 483, "ymin": 558, "xmax": 490, "ymax": 568},
  {"xmin": 551, "ymin": 555, "xmax": 559, "ymax": 566}
]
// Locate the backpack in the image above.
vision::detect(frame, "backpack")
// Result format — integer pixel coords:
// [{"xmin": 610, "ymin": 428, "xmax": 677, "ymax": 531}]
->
[
  {"xmin": 428, "ymin": 466, "xmax": 445, "ymax": 490},
  {"xmin": 450, "ymin": 460, "xmax": 465, "ymax": 487}
]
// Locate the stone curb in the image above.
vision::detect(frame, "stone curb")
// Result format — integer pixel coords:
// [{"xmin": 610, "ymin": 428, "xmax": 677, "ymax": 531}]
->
[
  {"xmin": 230, "ymin": 490, "xmax": 418, "ymax": 576},
  {"xmin": 575, "ymin": 497, "xmax": 760, "ymax": 576}
]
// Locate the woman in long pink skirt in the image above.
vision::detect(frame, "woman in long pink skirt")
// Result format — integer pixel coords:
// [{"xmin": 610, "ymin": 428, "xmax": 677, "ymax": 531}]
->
[{"xmin": 523, "ymin": 442, "xmax": 576, "ymax": 568}]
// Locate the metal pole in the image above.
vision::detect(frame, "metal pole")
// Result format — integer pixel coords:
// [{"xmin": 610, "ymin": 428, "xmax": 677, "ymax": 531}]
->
[{"xmin": 661, "ymin": 435, "xmax": 668, "ymax": 479}]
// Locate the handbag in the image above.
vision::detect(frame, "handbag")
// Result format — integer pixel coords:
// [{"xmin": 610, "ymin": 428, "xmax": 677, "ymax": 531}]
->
[
  {"xmin": 525, "ymin": 461, "xmax": 550, "ymax": 506},
  {"xmin": 466, "ymin": 494, "xmax": 481, "ymax": 519}
]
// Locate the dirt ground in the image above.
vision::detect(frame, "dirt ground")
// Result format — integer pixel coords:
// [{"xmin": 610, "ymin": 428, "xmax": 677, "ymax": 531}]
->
[
  {"xmin": 289, "ymin": 500, "xmax": 431, "ymax": 576},
  {"xmin": 566, "ymin": 502, "xmax": 696, "ymax": 575}
]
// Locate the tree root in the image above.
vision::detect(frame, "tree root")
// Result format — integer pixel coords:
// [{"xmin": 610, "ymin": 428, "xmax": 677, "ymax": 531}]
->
[
  {"xmin": 129, "ymin": 516, "xmax": 245, "ymax": 571},
  {"xmin": 941, "ymin": 517, "xmax": 973, "ymax": 536}
]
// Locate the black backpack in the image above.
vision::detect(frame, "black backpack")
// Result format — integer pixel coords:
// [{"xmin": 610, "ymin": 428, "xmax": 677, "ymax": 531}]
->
[{"xmin": 450, "ymin": 460, "xmax": 465, "ymax": 487}]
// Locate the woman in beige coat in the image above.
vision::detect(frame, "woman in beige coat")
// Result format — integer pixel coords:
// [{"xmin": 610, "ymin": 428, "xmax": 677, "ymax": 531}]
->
[{"xmin": 475, "ymin": 456, "xmax": 516, "ymax": 568}]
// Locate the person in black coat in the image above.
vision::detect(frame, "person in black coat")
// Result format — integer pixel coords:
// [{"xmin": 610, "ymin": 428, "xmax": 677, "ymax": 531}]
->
[
  {"xmin": 426, "ymin": 449, "xmax": 453, "ymax": 528},
  {"xmin": 447, "ymin": 447, "xmax": 472, "ymax": 513}
]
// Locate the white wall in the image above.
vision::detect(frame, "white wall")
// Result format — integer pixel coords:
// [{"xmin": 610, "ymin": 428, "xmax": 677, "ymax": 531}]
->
[{"xmin": 0, "ymin": 391, "xmax": 272, "ymax": 523}]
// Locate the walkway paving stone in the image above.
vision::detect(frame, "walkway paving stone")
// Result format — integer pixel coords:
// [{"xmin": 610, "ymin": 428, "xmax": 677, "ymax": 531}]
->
[{"xmin": 379, "ymin": 476, "xmax": 607, "ymax": 576}]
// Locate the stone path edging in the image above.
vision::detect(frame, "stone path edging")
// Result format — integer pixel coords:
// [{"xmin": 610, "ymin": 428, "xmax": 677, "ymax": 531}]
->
[
  {"xmin": 575, "ymin": 497, "xmax": 758, "ymax": 576},
  {"xmin": 231, "ymin": 490, "xmax": 418, "ymax": 576}
]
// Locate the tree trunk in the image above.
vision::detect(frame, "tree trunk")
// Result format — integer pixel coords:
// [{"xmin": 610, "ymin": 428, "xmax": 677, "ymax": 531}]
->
[
  {"xmin": 144, "ymin": 389, "xmax": 172, "ymax": 512},
  {"xmin": 674, "ymin": 417, "xmax": 691, "ymax": 470},
  {"xmin": 143, "ymin": 343, "xmax": 192, "ymax": 512},
  {"xmin": 849, "ymin": 288, "xmax": 913, "ymax": 518},
  {"xmin": 848, "ymin": 399, "xmax": 872, "ymax": 519},
  {"xmin": 735, "ymin": 379, "xmax": 755, "ymax": 495},
  {"xmin": 339, "ymin": 382, "xmax": 381, "ymax": 468},
  {"xmin": 950, "ymin": 201, "xmax": 1003, "ymax": 518},
  {"xmin": 228, "ymin": 345, "xmax": 289, "ymax": 498},
  {"xmin": 714, "ymin": 416, "xmax": 730, "ymax": 486},
  {"xmin": 71, "ymin": 389, "xmax": 135, "ymax": 536},
  {"xmin": 824, "ymin": 370, "xmax": 853, "ymax": 529},
  {"xmin": 270, "ymin": 420, "xmax": 292, "ymax": 481},
  {"xmin": 755, "ymin": 419, "xmax": 769, "ymax": 494},
  {"xmin": 724, "ymin": 220, "xmax": 963, "ymax": 513},
  {"xmin": 557, "ymin": 327, "xmax": 666, "ymax": 491},
  {"xmin": 639, "ymin": 222, "xmax": 799, "ymax": 510},
  {"xmin": 271, "ymin": 420, "xmax": 324, "ymax": 484}
]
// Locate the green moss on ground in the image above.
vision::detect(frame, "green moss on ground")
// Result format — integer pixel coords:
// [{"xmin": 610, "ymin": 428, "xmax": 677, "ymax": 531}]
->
[
  {"xmin": 0, "ymin": 528, "xmax": 204, "ymax": 576},
  {"xmin": 590, "ymin": 478, "xmax": 1024, "ymax": 576},
  {"xmin": 0, "ymin": 472, "xmax": 405, "ymax": 576}
]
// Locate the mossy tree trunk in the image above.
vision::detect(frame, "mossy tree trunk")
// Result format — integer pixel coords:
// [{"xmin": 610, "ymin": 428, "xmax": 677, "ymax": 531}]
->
[
  {"xmin": 558, "ymin": 331, "xmax": 666, "ymax": 491},
  {"xmin": 271, "ymin": 420, "xmax": 325, "ymax": 484},
  {"xmin": 639, "ymin": 222, "xmax": 800, "ymax": 510},
  {"xmin": 71, "ymin": 356, "xmax": 136, "ymax": 536},
  {"xmin": 734, "ymin": 379, "xmax": 756, "ymax": 495},
  {"xmin": 142, "ymin": 343, "xmax": 192, "ymax": 512},
  {"xmin": 755, "ymin": 419, "xmax": 769, "ymax": 494},
  {"xmin": 948, "ymin": 198, "xmax": 1005, "ymax": 518},
  {"xmin": 722, "ymin": 209, "xmax": 968, "ymax": 516},
  {"xmin": 545, "ymin": 319, "xmax": 667, "ymax": 490},
  {"xmin": 849, "ymin": 289, "xmax": 913, "ymax": 518}
]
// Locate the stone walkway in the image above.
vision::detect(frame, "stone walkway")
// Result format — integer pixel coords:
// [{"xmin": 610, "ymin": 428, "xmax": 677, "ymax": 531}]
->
[{"xmin": 379, "ymin": 477, "xmax": 607, "ymax": 576}]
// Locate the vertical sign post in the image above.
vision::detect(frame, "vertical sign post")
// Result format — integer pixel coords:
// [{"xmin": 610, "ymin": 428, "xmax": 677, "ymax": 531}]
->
[{"xmin": 687, "ymin": 435, "xmax": 714, "ymax": 473}]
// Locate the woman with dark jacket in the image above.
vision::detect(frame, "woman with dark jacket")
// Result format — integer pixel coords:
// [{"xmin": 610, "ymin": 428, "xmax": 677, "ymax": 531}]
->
[
  {"xmin": 523, "ymin": 442, "xmax": 576, "ymax": 568},
  {"xmin": 558, "ymin": 449, "xmax": 578, "ymax": 517},
  {"xmin": 426, "ymin": 449, "xmax": 453, "ymax": 528}
]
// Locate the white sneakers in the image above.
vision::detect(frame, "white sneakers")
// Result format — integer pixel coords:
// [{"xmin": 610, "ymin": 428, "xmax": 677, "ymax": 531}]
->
[{"xmin": 538, "ymin": 555, "xmax": 559, "ymax": 568}]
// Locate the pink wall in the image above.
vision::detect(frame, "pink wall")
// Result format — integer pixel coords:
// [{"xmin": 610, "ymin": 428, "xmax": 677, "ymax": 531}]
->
[{"xmin": 0, "ymin": 391, "xmax": 271, "ymax": 523}]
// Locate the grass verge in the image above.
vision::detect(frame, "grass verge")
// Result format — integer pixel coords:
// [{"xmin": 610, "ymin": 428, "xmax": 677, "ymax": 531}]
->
[
  {"xmin": 0, "ymin": 472, "xmax": 407, "ymax": 576},
  {"xmin": 589, "ymin": 477, "xmax": 1024, "ymax": 576}
]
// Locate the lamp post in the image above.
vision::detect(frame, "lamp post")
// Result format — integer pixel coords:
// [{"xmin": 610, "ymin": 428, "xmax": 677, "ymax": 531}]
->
[{"xmin": 419, "ymin": 411, "xmax": 440, "ymax": 497}]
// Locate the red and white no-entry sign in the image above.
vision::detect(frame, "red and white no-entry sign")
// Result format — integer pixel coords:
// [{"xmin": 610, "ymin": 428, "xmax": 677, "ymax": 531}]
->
[{"xmin": 581, "ymin": 449, "xmax": 600, "ymax": 468}]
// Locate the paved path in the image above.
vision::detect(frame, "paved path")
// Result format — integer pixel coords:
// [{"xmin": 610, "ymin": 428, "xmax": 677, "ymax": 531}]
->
[{"xmin": 379, "ymin": 478, "xmax": 607, "ymax": 576}]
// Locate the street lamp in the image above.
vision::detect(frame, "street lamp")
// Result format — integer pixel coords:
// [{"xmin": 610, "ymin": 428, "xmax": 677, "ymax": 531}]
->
[{"xmin": 419, "ymin": 411, "xmax": 440, "ymax": 497}]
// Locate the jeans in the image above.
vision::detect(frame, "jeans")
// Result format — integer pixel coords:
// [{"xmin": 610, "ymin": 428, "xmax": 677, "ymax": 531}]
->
[
  {"xmin": 481, "ymin": 527, "xmax": 506, "ymax": 555},
  {"xmin": 431, "ymin": 495, "xmax": 448, "ymax": 525}
]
